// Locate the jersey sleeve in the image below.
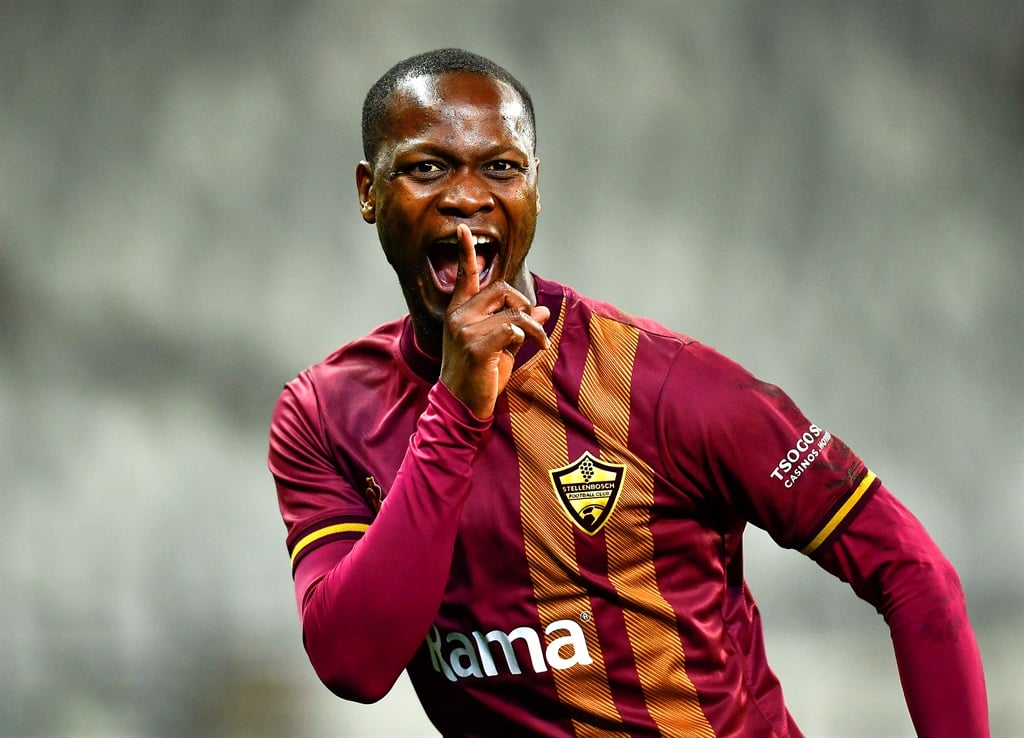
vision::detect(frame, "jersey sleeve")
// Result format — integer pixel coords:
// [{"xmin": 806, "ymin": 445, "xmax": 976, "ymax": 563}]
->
[
  {"xmin": 659, "ymin": 343, "xmax": 988, "ymax": 735},
  {"xmin": 268, "ymin": 370, "xmax": 373, "ymax": 573},
  {"xmin": 817, "ymin": 486, "xmax": 990, "ymax": 737},
  {"xmin": 658, "ymin": 342, "xmax": 877, "ymax": 554},
  {"xmin": 268, "ymin": 374, "xmax": 493, "ymax": 703}
]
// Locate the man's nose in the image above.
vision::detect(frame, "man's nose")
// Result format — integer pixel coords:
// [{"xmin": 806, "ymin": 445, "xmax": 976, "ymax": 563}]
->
[{"xmin": 437, "ymin": 169, "xmax": 495, "ymax": 216}]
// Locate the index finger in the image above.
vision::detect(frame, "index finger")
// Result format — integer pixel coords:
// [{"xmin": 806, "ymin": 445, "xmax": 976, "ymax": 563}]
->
[{"xmin": 449, "ymin": 223, "xmax": 480, "ymax": 310}]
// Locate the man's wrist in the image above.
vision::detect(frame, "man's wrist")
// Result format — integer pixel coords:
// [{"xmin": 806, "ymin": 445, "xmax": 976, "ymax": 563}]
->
[{"xmin": 431, "ymin": 381, "xmax": 494, "ymax": 432}]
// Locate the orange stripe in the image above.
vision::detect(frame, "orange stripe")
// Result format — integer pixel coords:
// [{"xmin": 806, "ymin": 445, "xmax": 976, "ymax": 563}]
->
[
  {"xmin": 578, "ymin": 316, "xmax": 715, "ymax": 737},
  {"xmin": 507, "ymin": 304, "xmax": 627, "ymax": 737}
]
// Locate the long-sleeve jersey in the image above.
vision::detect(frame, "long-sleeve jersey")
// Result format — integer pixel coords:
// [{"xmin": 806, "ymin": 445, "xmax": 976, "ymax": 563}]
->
[{"xmin": 268, "ymin": 276, "xmax": 988, "ymax": 737}]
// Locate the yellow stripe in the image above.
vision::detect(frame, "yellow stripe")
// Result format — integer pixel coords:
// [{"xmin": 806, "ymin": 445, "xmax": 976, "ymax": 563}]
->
[
  {"xmin": 507, "ymin": 305, "xmax": 628, "ymax": 737},
  {"xmin": 800, "ymin": 470, "xmax": 877, "ymax": 556},
  {"xmin": 290, "ymin": 522, "xmax": 369, "ymax": 566},
  {"xmin": 580, "ymin": 316, "xmax": 715, "ymax": 737}
]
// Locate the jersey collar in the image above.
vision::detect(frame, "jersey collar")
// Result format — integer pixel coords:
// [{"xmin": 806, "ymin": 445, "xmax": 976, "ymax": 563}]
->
[{"xmin": 398, "ymin": 274, "xmax": 564, "ymax": 384}]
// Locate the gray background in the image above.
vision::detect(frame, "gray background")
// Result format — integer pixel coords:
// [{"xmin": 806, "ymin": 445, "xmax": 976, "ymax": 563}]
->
[{"xmin": 2, "ymin": 1, "xmax": 1022, "ymax": 736}]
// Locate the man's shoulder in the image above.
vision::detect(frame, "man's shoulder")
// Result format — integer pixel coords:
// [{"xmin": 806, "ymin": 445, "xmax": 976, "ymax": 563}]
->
[
  {"xmin": 536, "ymin": 275, "xmax": 753, "ymax": 386},
  {"xmin": 537, "ymin": 275, "xmax": 698, "ymax": 348},
  {"xmin": 288, "ymin": 316, "xmax": 408, "ymax": 390},
  {"xmin": 272, "ymin": 316, "xmax": 422, "ymax": 441}
]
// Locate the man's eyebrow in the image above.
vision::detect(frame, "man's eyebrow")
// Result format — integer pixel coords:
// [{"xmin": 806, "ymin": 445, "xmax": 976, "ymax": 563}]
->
[
  {"xmin": 392, "ymin": 140, "xmax": 531, "ymax": 162},
  {"xmin": 391, "ymin": 141, "xmax": 452, "ymax": 158}
]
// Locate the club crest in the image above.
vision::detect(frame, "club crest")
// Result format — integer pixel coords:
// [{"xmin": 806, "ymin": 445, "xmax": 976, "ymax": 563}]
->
[{"xmin": 549, "ymin": 451, "xmax": 625, "ymax": 534}]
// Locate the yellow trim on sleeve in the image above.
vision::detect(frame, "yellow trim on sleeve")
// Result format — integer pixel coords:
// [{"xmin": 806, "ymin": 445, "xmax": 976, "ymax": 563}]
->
[
  {"xmin": 290, "ymin": 522, "xmax": 369, "ymax": 566},
  {"xmin": 800, "ymin": 471, "xmax": 877, "ymax": 556}
]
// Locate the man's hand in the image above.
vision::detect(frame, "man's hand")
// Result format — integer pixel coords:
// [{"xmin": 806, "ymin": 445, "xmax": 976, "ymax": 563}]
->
[{"xmin": 440, "ymin": 224, "xmax": 550, "ymax": 419}]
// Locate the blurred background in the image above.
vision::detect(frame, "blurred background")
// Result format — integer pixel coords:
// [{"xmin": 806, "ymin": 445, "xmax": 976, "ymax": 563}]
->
[{"xmin": 2, "ymin": 1, "xmax": 1022, "ymax": 736}]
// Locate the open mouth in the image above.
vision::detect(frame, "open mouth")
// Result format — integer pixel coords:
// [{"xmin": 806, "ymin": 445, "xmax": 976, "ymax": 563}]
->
[{"xmin": 428, "ymin": 234, "xmax": 499, "ymax": 293}]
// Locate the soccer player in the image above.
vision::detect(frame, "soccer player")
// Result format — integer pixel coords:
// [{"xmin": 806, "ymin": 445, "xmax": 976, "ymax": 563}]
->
[{"xmin": 268, "ymin": 49, "xmax": 988, "ymax": 736}]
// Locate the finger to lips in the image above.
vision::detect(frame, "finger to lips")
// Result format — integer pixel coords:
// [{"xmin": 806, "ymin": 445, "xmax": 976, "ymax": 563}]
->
[
  {"xmin": 451, "ymin": 224, "xmax": 480, "ymax": 308},
  {"xmin": 448, "ymin": 227, "xmax": 551, "ymax": 353}
]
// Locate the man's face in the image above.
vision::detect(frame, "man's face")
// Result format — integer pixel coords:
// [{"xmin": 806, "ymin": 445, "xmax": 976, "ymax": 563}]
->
[{"xmin": 357, "ymin": 72, "xmax": 540, "ymax": 347}]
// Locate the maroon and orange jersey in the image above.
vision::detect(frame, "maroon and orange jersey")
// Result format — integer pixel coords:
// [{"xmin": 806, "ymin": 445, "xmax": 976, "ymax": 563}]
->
[{"xmin": 271, "ymin": 276, "xmax": 881, "ymax": 736}]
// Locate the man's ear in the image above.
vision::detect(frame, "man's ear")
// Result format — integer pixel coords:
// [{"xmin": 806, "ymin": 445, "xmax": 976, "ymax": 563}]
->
[
  {"xmin": 356, "ymin": 161, "xmax": 376, "ymax": 224},
  {"xmin": 534, "ymin": 157, "xmax": 542, "ymax": 214}
]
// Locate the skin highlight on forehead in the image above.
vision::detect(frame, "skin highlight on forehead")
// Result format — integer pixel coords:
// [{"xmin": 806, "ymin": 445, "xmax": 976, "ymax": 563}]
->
[
  {"xmin": 499, "ymin": 97, "xmax": 526, "ymax": 128},
  {"xmin": 397, "ymin": 73, "xmax": 438, "ymax": 108}
]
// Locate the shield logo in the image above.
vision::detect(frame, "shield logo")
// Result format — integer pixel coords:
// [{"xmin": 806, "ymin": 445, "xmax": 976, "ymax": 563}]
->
[{"xmin": 549, "ymin": 451, "xmax": 625, "ymax": 535}]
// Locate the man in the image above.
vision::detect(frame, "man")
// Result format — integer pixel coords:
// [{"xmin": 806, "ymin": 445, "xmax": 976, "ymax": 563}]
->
[{"xmin": 268, "ymin": 49, "xmax": 988, "ymax": 736}]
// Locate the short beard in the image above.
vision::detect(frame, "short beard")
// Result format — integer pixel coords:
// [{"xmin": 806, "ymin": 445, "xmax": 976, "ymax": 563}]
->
[{"xmin": 406, "ymin": 297, "xmax": 446, "ymax": 357}]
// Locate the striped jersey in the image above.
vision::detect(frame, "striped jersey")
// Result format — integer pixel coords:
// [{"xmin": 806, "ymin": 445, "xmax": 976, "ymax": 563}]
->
[{"xmin": 270, "ymin": 275, "xmax": 879, "ymax": 737}]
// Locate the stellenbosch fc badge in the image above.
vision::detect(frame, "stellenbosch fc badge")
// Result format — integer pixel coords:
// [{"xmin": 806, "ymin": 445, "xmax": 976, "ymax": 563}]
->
[{"xmin": 549, "ymin": 451, "xmax": 625, "ymax": 534}]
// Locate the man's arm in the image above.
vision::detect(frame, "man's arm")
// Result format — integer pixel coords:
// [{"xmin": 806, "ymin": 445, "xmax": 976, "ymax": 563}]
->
[
  {"xmin": 289, "ymin": 381, "xmax": 489, "ymax": 703},
  {"xmin": 816, "ymin": 485, "xmax": 989, "ymax": 737}
]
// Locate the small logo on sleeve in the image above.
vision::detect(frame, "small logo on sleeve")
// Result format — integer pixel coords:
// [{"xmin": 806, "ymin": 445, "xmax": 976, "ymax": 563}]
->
[
  {"xmin": 769, "ymin": 424, "xmax": 833, "ymax": 488},
  {"xmin": 549, "ymin": 451, "xmax": 625, "ymax": 534}
]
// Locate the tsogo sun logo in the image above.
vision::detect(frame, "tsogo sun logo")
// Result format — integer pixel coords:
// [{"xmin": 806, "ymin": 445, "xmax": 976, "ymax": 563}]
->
[{"xmin": 549, "ymin": 451, "xmax": 625, "ymax": 534}]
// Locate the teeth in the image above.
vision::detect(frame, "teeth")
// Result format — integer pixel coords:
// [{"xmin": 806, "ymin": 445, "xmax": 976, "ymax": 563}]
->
[{"xmin": 436, "ymin": 234, "xmax": 494, "ymax": 246}]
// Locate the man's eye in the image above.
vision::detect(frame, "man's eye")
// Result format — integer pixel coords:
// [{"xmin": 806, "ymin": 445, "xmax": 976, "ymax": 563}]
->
[
  {"xmin": 484, "ymin": 160, "xmax": 524, "ymax": 176},
  {"xmin": 394, "ymin": 161, "xmax": 446, "ymax": 179}
]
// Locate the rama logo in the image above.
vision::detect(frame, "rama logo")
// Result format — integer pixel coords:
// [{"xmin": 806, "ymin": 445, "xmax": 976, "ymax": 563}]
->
[
  {"xmin": 549, "ymin": 451, "xmax": 625, "ymax": 534},
  {"xmin": 425, "ymin": 619, "xmax": 593, "ymax": 682}
]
